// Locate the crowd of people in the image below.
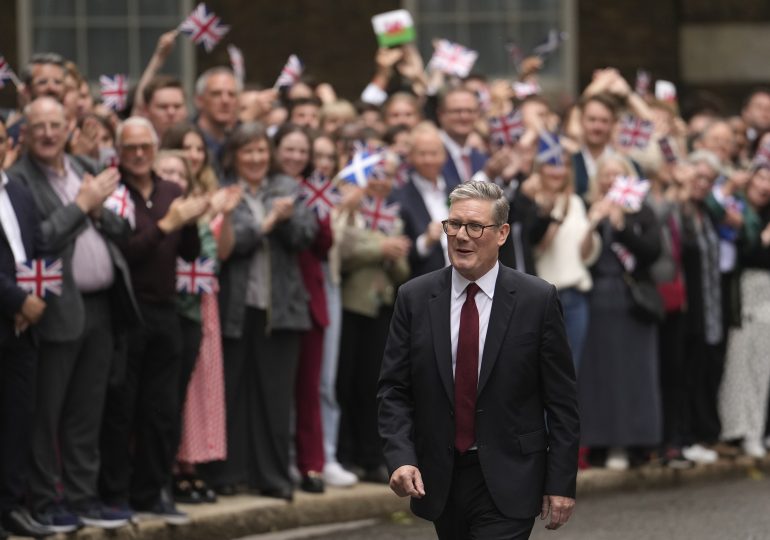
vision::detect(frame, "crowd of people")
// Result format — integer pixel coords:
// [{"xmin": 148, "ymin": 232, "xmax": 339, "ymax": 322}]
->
[{"xmin": 1, "ymin": 28, "xmax": 770, "ymax": 538}]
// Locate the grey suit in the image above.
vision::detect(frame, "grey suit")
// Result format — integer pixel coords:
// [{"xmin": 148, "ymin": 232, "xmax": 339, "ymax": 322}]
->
[{"xmin": 7, "ymin": 152, "xmax": 139, "ymax": 513}]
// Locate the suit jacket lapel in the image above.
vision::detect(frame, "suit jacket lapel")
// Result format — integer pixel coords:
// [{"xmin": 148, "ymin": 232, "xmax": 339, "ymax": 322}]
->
[
  {"xmin": 477, "ymin": 269, "xmax": 517, "ymax": 397},
  {"xmin": 428, "ymin": 268, "xmax": 454, "ymax": 406}
]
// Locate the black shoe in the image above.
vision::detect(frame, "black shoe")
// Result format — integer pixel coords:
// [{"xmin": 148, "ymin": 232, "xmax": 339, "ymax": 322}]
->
[
  {"xmin": 0, "ymin": 524, "xmax": 7, "ymax": 540},
  {"xmin": 191, "ymin": 477, "xmax": 217, "ymax": 503},
  {"xmin": 2, "ymin": 508, "xmax": 56, "ymax": 537},
  {"xmin": 300, "ymin": 472, "xmax": 325, "ymax": 494},
  {"xmin": 261, "ymin": 487, "xmax": 294, "ymax": 502},
  {"xmin": 173, "ymin": 475, "xmax": 203, "ymax": 505},
  {"xmin": 213, "ymin": 484, "xmax": 237, "ymax": 496}
]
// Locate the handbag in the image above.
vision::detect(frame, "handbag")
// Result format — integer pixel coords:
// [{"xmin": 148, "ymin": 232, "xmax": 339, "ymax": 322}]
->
[{"xmin": 624, "ymin": 273, "xmax": 665, "ymax": 323}]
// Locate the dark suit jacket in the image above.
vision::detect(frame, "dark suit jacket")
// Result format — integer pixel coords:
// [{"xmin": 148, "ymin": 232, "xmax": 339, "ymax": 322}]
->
[
  {"xmin": 441, "ymin": 147, "xmax": 487, "ymax": 189},
  {"xmin": 391, "ymin": 176, "xmax": 451, "ymax": 279},
  {"xmin": 8, "ymin": 153, "xmax": 140, "ymax": 342},
  {"xmin": 378, "ymin": 264, "xmax": 579, "ymax": 521},
  {"xmin": 498, "ymin": 179, "xmax": 551, "ymax": 274},
  {"xmin": 573, "ymin": 151, "xmax": 644, "ymax": 198},
  {"xmin": 0, "ymin": 177, "xmax": 41, "ymax": 344}
]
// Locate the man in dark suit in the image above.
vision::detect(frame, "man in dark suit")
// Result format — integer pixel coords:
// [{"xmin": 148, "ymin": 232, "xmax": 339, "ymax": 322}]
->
[
  {"xmin": 8, "ymin": 97, "xmax": 138, "ymax": 532},
  {"xmin": 437, "ymin": 88, "xmax": 487, "ymax": 187},
  {"xmin": 0, "ymin": 117, "xmax": 52, "ymax": 539},
  {"xmin": 378, "ymin": 181, "xmax": 579, "ymax": 539}
]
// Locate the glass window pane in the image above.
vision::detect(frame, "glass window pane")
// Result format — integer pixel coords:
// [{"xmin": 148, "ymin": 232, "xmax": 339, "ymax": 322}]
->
[
  {"xmin": 87, "ymin": 28, "xmax": 129, "ymax": 76},
  {"xmin": 33, "ymin": 0, "xmax": 75, "ymax": 16},
  {"xmin": 468, "ymin": 22, "xmax": 508, "ymax": 76},
  {"xmin": 85, "ymin": 0, "xmax": 128, "ymax": 16},
  {"xmin": 417, "ymin": 0, "xmax": 458, "ymax": 15},
  {"xmin": 33, "ymin": 27, "xmax": 77, "ymax": 62},
  {"xmin": 138, "ymin": 0, "xmax": 180, "ymax": 16},
  {"xmin": 140, "ymin": 29, "xmax": 182, "ymax": 78},
  {"xmin": 417, "ymin": 21, "xmax": 458, "ymax": 62}
]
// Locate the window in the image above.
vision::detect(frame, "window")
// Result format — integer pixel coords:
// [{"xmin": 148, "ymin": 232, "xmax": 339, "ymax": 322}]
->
[
  {"xmin": 16, "ymin": 0, "xmax": 195, "ymax": 91},
  {"xmin": 403, "ymin": 0, "xmax": 577, "ymax": 95}
]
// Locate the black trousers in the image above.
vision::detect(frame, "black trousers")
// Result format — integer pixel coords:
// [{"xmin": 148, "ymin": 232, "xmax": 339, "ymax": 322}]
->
[
  {"xmin": 336, "ymin": 308, "xmax": 391, "ymax": 470},
  {"xmin": 0, "ymin": 331, "xmax": 36, "ymax": 512},
  {"xmin": 687, "ymin": 337, "xmax": 725, "ymax": 444},
  {"xmin": 201, "ymin": 308, "xmax": 299, "ymax": 493},
  {"xmin": 658, "ymin": 311, "xmax": 691, "ymax": 448},
  {"xmin": 171, "ymin": 315, "xmax": 203, "ymax": 458},
  {"xmin": 100, "ymin": 302, "xmax": 182, "ymax": 509},
  {"xmin": 29, "ymin": 292, "xmax": 113, "ymax": 513},
  {"xmin": 434, "ymin": 451, "xmax": 536, "ymax": 540}
]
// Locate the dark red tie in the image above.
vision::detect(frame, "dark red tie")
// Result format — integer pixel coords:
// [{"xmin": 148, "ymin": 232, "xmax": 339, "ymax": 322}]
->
[{"xmin": 455, "ymin": 282, "xmax": 480, "ymax": 453}]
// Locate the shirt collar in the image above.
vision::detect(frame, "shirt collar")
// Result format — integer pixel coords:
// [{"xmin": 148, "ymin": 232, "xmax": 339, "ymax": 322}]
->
[
  {"xmin": 412, "ymin": 172, "xmax": 446, "ymax": 194},
  {"xmin": 440, "ymin": 130, "xmax": 469, "ymax": 158},
  {"xmin": 452, "ymin": 261, "xmax": 499, "ymax": 301},
  {"xmin": 38, "ymin": 155, "xmax": 74, "ymax": 181},
  {"xmin": 0, "ymin": 171, "xmax": 8, "ymax": 190}
]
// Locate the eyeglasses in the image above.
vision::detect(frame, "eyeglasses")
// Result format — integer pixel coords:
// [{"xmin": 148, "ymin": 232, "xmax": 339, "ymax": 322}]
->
[
  {"xmin": 442, "ymin": 219, "xmax": 498, "ymax": 239},
  {"xmin": 120, "ymin": 143, "xmax": 155, "ymax": 154}
]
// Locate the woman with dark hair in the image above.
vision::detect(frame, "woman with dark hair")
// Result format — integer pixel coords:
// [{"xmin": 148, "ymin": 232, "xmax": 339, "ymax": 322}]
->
[{"xmin": 201, "ymin": 122, "xmax": 317, "ymax": 500}]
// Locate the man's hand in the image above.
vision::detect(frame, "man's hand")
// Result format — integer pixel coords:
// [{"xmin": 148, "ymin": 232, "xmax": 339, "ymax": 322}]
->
[
  {"xmin": 154, "ymin": 29, "xmax": 179, "ymax": 62},
  {"xmin": 158, "ymin": 194, "xmax": 210, "ymax": 233},
  {"xmin": 540, "ymin": 495, "xmax": 575, "ymax": 530},
  {"xmin": 75, "ymin": 168, "xmax": 120, "ymax": 214},
  {"xmin": 389, "ymin": 465, "xmax": 425, "ymax": 499},
  {"xmin": 17, "ymin": 294, "xmax": 46, "ymax": 333}
]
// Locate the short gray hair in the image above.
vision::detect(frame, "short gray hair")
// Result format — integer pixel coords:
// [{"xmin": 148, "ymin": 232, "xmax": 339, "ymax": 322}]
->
[
  {"xmin": 448, "ymin": 181, "xmax": 509, "ymax": 226},
  {"xmin": 116, "ymin": 117, "xmax": 159, "ymax": 148},
  {"xmin": 194, "ymin": 66, "xmax": 243, "ymax": 96},
  {"xmin": 688, "ymin": 149, "xmax": 723, "ymax": 176}
]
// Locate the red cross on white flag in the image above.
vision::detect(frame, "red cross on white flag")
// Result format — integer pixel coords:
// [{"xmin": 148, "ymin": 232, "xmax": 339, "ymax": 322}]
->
[
  {"xmin": 99, "ymin": 74, "xmax": 128, "ymax": 111},
  {"xmin": 179, "ymin": 3, "xmax": 230, "ymax": 52},
  {"xmin": 618, "ymin": 115, "xmax": 654, "ymax": 149},
  {"xmin": 488, "ymin": 109, "xmax": 525, "ymax": 148},
  {"xmin": 298, "ymin": 172, "xmax": 341, "ymax": 220},
  {"xmin": 606, "ymin": 175, "xmax": 650, "ymax": 212},
  {"xmin": 104, "ymin": 184, "xmax": 136, "ymax": 229},
  {"xmin": 428, "ymin": 39, "xmax": 478, "ymax": 78},
  {"xmin": 176, "ymin": 257, "xmax": 217, "ymax": 294}
]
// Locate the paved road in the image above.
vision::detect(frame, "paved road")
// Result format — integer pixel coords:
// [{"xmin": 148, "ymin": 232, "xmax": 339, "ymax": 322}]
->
[{"xmin": 241, "ymin": 475, "xmax": 770, "ymax": 540}]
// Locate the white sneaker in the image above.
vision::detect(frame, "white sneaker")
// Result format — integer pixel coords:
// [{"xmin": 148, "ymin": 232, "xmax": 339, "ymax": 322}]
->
[
  {"xmin": 605, "ymin": 447, "xmax": 629, "ymax": 471},
  {"xmin": 742, "ymin": 439, "xmax": 767, "ymax": 459},
  {"xmin": 322, "ymin": 462, "xmax": 358, "ymax": 487},
  {"xmin": 682, "ymin": 444, "xmax": 718, "ymax": 464}
]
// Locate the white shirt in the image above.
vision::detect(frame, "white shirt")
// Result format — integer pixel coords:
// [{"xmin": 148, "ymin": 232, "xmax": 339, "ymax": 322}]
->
[
  {"xmin": 412, "ymin": 173, "xmax": 451, "ymax": 267},
  {"xmin": 0, "ymin": 172, "xmax": 27, "ymax": 263},
  {"xmin": 440, "ymin": 130, "xmax": 472, "ymax": 183},
  {"xmin": 580, "ymin": 145, "xmax": 614, "ymax": 181},
  {"xmin": 450, "ymin": 262, "xmax": 499, "ymax": 378}
]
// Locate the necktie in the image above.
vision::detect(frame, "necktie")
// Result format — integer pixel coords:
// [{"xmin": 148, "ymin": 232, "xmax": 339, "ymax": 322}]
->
[
  {"xmin": 462, "ymin": 152, "xmax": 473, "ymax": 182},
  {"xmin": 455, "ymin": 282, "xmax": 480, "ymax": 453}
]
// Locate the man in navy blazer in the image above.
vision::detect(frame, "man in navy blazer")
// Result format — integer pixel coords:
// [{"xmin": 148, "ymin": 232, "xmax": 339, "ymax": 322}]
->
[
  {"xmin": 437, "ymin": 88, "xmax": 487, "ymax": 188},
  {"xmin": 378, "ymin": 181, "xmax": 579, "ymax": 539},
  {"xmin": 0, "ymin": 118, "xmax": 52, "ymax": 539}
]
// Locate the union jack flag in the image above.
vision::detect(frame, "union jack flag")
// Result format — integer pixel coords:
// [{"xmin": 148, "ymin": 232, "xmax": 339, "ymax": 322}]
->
[
  {"xmin": 99, "ymin": 74, "xmax": 128, "ymax": 111},
  {"xmin": 104, "ymin": 184, "xmax": 135, "ymax": 229},
  {"xmin": 338, "ymin": 148, "xmax": 385, "ymax": 188},
  {"xmin": 512, "ymin": 80, "xmax": 541, "ymax": 100},
  {"xmin": 274, "ymin": 54, "xmax": 303, "ymax": 89},
  {"xmin": 606, "ymin": 175, "xmax": 650, "ymax": 212},
  {"xmin": 618, "ymin": 115, "xmax": 654, "ymax": 149},
  {"xmin": 298, "ymin": 172, "xmax": 340, "ymax": 220},
  {"xmin": 360, "ymin": 197, "xmax": 400, "ymax": 235},
  {"xmin": 0, "ymin": 56, "xmax": 20, "ymax": 88},
  {"xmin": 179, "ymin": 3, "xmax": 229, "ymax": 53},
  {"xmin": 611, "ymin": 242, "xmax": 636, "ymax": 273},
  {"xmin": 227, "ymin": 44, "xmax": 245, "ymax": 84},
  {"xmin": 15, "ymin": 258, "xmax": 63, "ymax": 298},
  {"xmin": 635, "ymin": 69, "xmax": 651, "ymax": 97},
  {"xmin": 176, "ymin": 257, "xmax": 217, "ymax": 294},
  {"xmin": 658, "ymin": 137, "xmax": 678, "ymax": 164},
  {"xmin": 488, "ymin": 109, "xmax": 525, "ymax": 148},
  {"xmin": 428, "ymin": 39, "xmax": 478, "ymax": 78}
]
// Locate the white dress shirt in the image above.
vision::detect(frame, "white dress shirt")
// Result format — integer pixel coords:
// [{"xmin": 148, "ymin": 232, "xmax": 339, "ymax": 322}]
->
[
  {"xmin": 580, "ymin": 145, "xmax": 614, "ymax": 181},
  {"xmin": 440, "ymin": 130, "xmax": 472, "ymax": 183},
  {"xmin": 412, "ymin": 173, "xmax": 451, "ymax": 267},
  {"xmin": 450, "ymin": 262, "xmax": 499, "ymax": 378},
  {"xmin": 0, "ymin": 172, "xmax": 27, "ymax": 263}
]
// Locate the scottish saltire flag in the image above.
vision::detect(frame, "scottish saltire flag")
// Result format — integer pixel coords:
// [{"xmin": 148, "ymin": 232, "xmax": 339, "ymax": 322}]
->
[
  {"xmin": 0, "ymin": 56, "xmax": 20, "ymax": 88},
  {"xmin": 298, "ymin": 172, "xmax": 340, "ymax": 220},
  {"xmin": 488, "ymin": 109, "xmax": 525, "ymax": 148},
  {"xmin": 104, "ymin": 184, "xmax": 135, "ymax": 229},
  {"xmin": 428, "ymin": 39, "xmax": 478, "ymax": 78},
  {"xmin": 179, "ymin": 3, "xmax": 229, "ymax": 52},
  {"xmin": 532, "ymin": 29, "xmax": 568, "ymax": 58},
  {"xmin": 535, "ymin": 131, "xmax": 563, "ymax": 166},
  {"xmin": 360, "ymin": 197, "xmax": 400, "ymax": 235},
  {"xmin": 274, "ymin": 55, "xmax": 303, "ymax": 88},
  {"xmin": 176, "ymin": 257, "xmax": 217, "ymax": 294},
  {"xmin": 227, "ymin": 44, "xmax": 245, "ymax": 84},
  {"xmin": 99, "ymin": 74, "xmax": 128, "ymax": 111},
  {"xmin": 16, "ymin": 258, "xmax": 63, "ymax": 298},
  {"xmin": 635, "ymin": 69, "xmax": 651, "ymax": 97},
  {"xmin": 618, "ymin": 115, "xmax": 654, "ymax": 149},
  {"xmin": 338, "ymin": 149, "xmax": 384, "ymax": 188},
  {"xmin": 607, "ymin": 176, "xmax": 650, "ymax": 212}
]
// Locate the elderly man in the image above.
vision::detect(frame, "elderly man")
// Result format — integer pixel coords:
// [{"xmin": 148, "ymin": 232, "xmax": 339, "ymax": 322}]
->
[
  {"xmin": 8, "ymin": 97, "xmax": 138, "ymax": 533},
  {"xmin": 194, "ymin": 67, "xmax": 240, "ymax": 165},
  {"xmin": 99, "ymin": 117, "xmax": 206, "ymax": 525},
  {"xmin": 436, "ymin": 88, "xmax": 487, "ymax": 187},
  {"xmin": 378, "ymin": 181, "xmax": 579, "ymax": 539}
]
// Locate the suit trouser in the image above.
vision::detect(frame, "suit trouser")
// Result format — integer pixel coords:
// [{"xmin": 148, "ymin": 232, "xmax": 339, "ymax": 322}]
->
[
  {"xmin": 172, "ymin": 315, "xmax": 203, "ymax": 460},
  {"xmin": 688, "ymin": 337, "xmax": 725, "ymax": 444},
  {"xmin": 29, "ymin": 292, "xmax": 113, "ymax": 513},
  {"xmin": 99, "ymin": 302, "xmax": 181, "ymax": 509},
  {"xmin": 201, "ymin": 308, "xmax": 299, "ymax": 493},
  {"xmin": 658, "ymin": 311, "xmax": 692, "ymax": 448},
  {"xmin": 0, "ymin": 331, "xmax": 37, "ymax": 512},
  {"xmin": 336, "ymin": 308, "xmax": 391, "ymax": 470},
  {"xmin": 434, "ymin": 451, "xmax": 536, "ymax": 540}
]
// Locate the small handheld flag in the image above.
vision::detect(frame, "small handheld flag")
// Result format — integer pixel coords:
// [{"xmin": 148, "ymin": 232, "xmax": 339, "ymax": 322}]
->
[
  {"xmin": 655, "ymin": 80, "xmax": 677, "ymax": 103},
  {"xmin": 0, "ymin": 55, "xmax": 21, "ymax": 88},
  {"xmin": 176, "ymin": 257, "xmax": 217, "ymax": 294},
  {"xmin": 298, "ymin": 172, "xmax": 341, "ymax": 220},
  {"xmin": 104, "ymin": 184, "xmax": 136, "ymax": 229},
  {"xmin": 618, "ymin": 115, "xmax": 654, "ymax": 149},
  {"xmin": 274, "ymin": 55, "xmax": 303, "ymax": 89},
  {"xmin": 606, "ymin": 175, "xmax": 650, "ymax": 212},
  {"xmin": 338, "ymin": 149, "xmax": 384, "ymax": 188},
  {"xmin": 635, "ymin": 69, "xmax": 651, "ymax": 97},
  {"xmin": 535, "ymin": 131, "xmax": 563, "ymax": 166},
  {"xmin": 658, "ymin": 137, "xmax": 679, "ymax": 164},
  {"xmin": 512, "ymin": 81, "xmax": 541, "ymax": 100},
  {"xmin": 16, "ymin": 258, "xmax": 63, "ymax": 298},
  {"xmin": 488, "ymin": 109, "xmax": 525, "ymax": 148},
  {"xmin": 360, "ymin": 197, "xmax": 400, "ymax": 235},
  {"xmin": 99, "ymin": 74, "xmax": 129, "ymax": 111},
  {"xmin": 428, "ymin": 39, "xmax": 478, "ymax": 78},
  {"xmin": 179, "ymin": 3, "xmax": 229, "ymax": 52},
  {"xmin": 227, "ymin": 44, "xmax": 245, "ymax": 85},
  {"xmin": 371, "ymin": 9, "xmax": 415, "ymax": 48},
  {"xmin": 532, "ymin": 29, "xmax": 568, "ymax": 58}
]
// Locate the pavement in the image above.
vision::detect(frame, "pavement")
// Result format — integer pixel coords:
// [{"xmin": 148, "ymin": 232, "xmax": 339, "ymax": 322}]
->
[{"xmin": 16, "ymin": 454, "xmax": 770, "ymax": 540}]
